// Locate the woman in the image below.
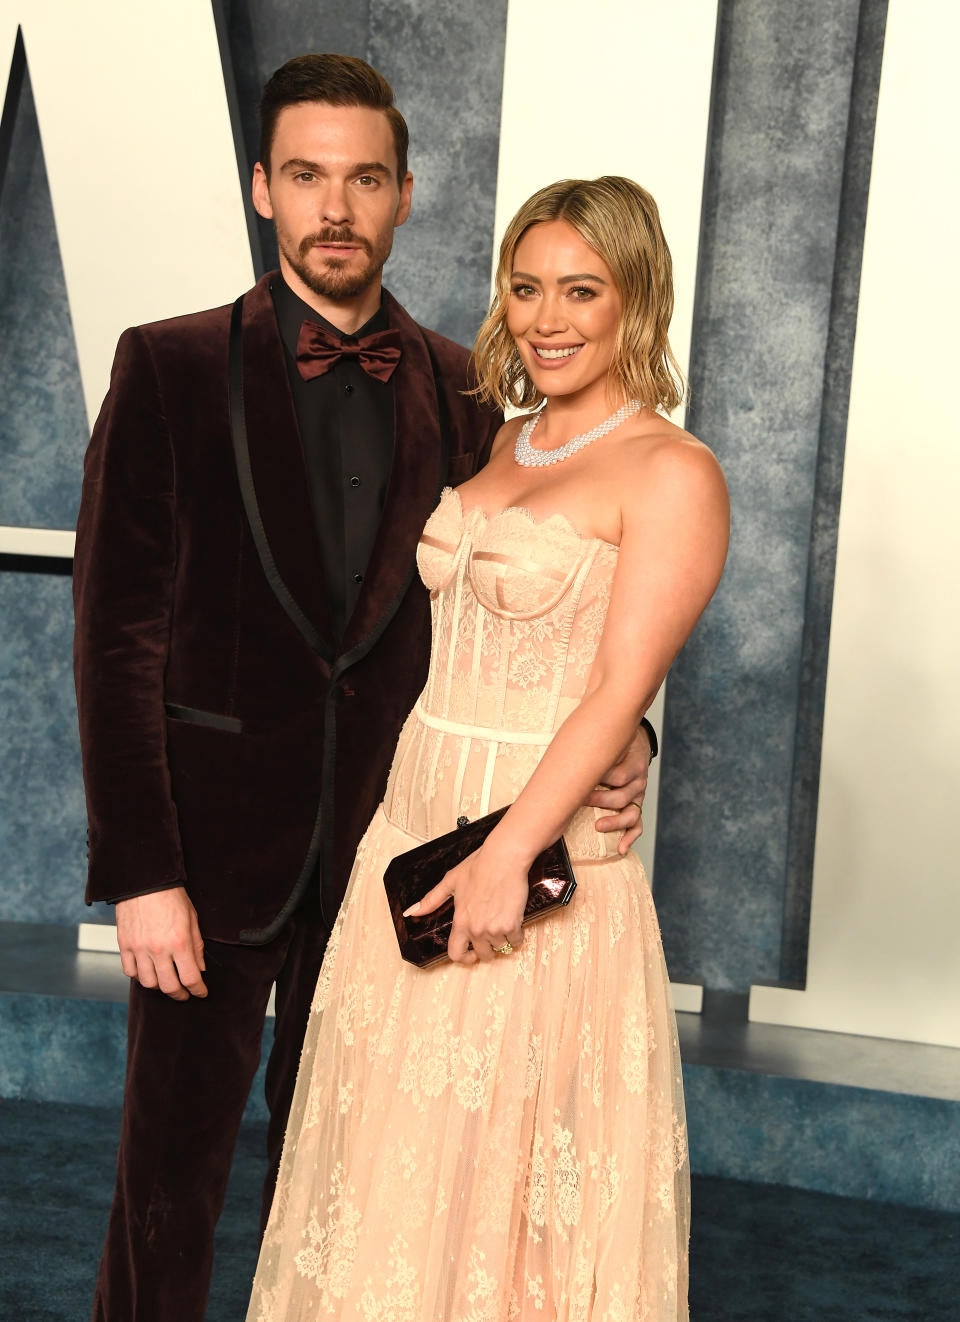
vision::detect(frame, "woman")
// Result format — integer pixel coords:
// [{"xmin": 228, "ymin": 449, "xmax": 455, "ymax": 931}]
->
[{"xmin": 248, "ymin": 175, "xmax": 728, "ymax": 1321}]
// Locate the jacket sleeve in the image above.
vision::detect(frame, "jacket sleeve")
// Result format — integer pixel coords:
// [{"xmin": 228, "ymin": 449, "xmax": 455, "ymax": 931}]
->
[{"xmin": 73, "ymin": 327, "xmax": 186, "ymax": 904}]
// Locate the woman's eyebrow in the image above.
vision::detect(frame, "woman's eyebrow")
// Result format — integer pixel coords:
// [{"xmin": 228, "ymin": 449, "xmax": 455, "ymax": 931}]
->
[{"xmin": 510, "ymin": 270, "xmax": 608, "ymax": 285}]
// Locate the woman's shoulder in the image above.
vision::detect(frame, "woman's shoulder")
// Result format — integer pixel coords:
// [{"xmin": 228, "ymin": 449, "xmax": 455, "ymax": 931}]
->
[
  {"xmin": 612, "ymin": 416, "xmax": 728, "ymax": 537},
  {"xmin": 622, "ymin": 413, "xmax": 725, "ymax": 488}
]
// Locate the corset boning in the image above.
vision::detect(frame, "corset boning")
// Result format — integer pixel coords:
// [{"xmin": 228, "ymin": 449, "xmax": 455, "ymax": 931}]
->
[{"xmin": 383, "ymin": 488, "xmax": 623, "ymax": 863}]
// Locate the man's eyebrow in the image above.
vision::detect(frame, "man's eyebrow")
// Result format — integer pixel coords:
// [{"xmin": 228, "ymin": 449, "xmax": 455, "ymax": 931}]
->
[
  {"xmin": 510, "ymin": 271, "xmax": 608, "ymax": 285},
  {"xmin": 351, "ymin": 161, "xmax": 392, "ymax": 176},
  {"xmin": 280, "ymin": 158, "xmax": 326, "ymax": 174}
]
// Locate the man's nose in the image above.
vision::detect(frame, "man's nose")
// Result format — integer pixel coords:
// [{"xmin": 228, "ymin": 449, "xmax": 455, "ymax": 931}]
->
[{"xmin": 319, "ymin": 179, "xmax": 352, "ymax": 226}]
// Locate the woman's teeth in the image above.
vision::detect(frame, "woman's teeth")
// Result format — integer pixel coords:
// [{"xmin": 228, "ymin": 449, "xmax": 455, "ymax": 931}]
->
[{"xmin": 534, "ymin": 345, "xmax": 581, "ymax": 359}]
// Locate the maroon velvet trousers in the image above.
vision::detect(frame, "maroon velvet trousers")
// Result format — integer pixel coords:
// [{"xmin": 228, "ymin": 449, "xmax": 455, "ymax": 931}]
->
[{"xmin": 91, "ymin": 887, "xmax": 331, "ymax": 1322}]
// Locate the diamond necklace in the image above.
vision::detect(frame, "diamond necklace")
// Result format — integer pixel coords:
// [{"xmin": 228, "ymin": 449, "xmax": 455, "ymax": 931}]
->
[{"xmin": 513, "ymin": 399, "xmax": 643, "ymax": 468}]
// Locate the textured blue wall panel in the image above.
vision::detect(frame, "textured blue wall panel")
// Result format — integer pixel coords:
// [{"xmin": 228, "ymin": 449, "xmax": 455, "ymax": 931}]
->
[
  {"xmin": 367, "ymin": 0, "xmax": 509, "ymax": 344},
  {"xmin": 780, "ymin": 0, "xmax": 888, "ymax": 985},
  {"xmin": 655, "ymin": 0, "xmax": 869, "ymax": 990},
  {"xmin": 0, "ymin": 571, "xmax": 89, "ymax": 924},
  {"xmin": 0, "ymin": 66, "xmax": 87, "ymax": 531}
]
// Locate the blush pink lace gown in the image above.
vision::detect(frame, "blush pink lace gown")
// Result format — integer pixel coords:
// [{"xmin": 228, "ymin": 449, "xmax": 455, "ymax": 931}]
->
[{"xmin": 247, "ymin": 488, "xmax": 690, "ymax": 1321}]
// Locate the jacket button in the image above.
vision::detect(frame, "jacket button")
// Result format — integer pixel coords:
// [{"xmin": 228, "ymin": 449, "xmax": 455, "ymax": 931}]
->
[
  {"xmin": 353, "ymin": 572, "xmax": 363, "ymax": 584},
  {"xmin": 349, "ymin": 475, "xmax": 361, "ymax": 487}
]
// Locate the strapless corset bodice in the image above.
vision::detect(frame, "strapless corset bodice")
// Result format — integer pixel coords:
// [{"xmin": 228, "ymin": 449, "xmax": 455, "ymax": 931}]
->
[
  {"xmin": 418, "ymin": 485, "xmax": 619, "ymax": 618},
  {"xmin": 416, "ymin": 486, "xmax": 619, "ymax": 733},
  {"xmin": 385, "ymin": 487, "xmax": 621, "ymax": 856}
]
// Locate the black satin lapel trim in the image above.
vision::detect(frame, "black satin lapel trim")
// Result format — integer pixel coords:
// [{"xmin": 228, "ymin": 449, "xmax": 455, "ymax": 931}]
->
[
  {"xmin": 239, "ymin": 792, "xmax": 325, "ymax": 943},
  {"xmin": 229, "ymin": 294, "xmax": 333, "ymax": 664}
]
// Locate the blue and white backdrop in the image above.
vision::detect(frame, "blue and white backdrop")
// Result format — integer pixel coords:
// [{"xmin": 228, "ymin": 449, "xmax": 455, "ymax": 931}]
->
[{"xmin": 1, "ymin": 0, "xmax": 957, "ymax": 1048}]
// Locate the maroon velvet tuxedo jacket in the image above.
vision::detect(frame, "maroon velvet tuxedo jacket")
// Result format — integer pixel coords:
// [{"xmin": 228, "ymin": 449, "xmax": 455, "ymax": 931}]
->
[{"xmin": 74, "ymin": 272, "xmax": 500, "ymax": 943}]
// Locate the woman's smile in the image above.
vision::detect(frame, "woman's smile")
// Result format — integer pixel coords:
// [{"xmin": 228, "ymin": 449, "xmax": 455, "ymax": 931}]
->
[{"xmin": 531, "ymin": 342, "xmax": 584, "ymax": 364}]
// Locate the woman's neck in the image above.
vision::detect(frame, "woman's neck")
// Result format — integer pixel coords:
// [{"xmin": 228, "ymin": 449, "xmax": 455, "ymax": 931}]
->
[{"xmin": 535, "ymin": 382, "xmax": 630, "ymax": 446}]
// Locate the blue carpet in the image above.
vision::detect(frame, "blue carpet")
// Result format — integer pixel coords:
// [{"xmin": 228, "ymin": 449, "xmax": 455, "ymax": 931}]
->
[{"xmin": 1, "ymin": 1099, "xmax": 957, "ymax": 1320}]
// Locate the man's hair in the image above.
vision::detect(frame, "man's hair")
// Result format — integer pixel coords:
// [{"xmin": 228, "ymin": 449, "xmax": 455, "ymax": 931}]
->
[
  {"xmin": 259, "ymin": 53, "xmax": 409, "ymax": 181},
  {"xmin": 472, "ymin": 176, "xmax": 685, "ymax": 415}
]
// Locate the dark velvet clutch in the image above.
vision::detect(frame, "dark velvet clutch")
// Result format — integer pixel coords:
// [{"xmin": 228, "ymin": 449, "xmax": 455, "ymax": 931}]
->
[{"xmin": 383, "ymin": 806, "xmax": 577, "ymax": 967}]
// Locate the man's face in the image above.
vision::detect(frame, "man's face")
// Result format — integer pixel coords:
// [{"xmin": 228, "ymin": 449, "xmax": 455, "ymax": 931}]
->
[{"xmin": 252, "ymin": 102, "xmax": 413, "ymax": 305}]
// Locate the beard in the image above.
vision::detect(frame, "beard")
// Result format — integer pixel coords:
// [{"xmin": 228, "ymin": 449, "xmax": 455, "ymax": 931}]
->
[{"xmin": 279, "ymin": 225, "xmax": 392, "ymax": 301}]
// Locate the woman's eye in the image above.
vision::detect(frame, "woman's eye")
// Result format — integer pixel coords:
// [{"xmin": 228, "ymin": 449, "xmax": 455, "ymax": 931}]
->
[
  {"xmin": 569, "ymin": 286, "xmax": 596, "ymax": 300},
  {"xmin": 510, "ymin": 284, "xmax": 536, "ymax": 298}
]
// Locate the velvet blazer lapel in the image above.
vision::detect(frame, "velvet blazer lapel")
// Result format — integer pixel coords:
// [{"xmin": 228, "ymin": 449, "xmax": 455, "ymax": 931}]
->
[
  {"xmin": 337, "ymin": 289, "xmax": 447, "ymax": 662},
  {"xmin": 237, "ymin": 273, "xmax": 335, "ymax": 661}
]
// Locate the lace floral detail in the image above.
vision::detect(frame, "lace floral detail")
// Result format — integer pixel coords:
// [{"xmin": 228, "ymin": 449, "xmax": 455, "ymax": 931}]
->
[
  {"xmin": 247, "ymin": 489, "xmax": 690, "ymax": 1321},
  {"xmin": 376, "ymin": 1139, "xmax": 433, "ymax": 1229},
  {"xmin": 550, "ymin": 1117, "xmax": 586, "ymax": 1231},
  {"xmin": 292, "ymin": 1163, "xmax": 360, "ymax": 1306},
  {"xmin": 398, "ymin": 997, "xmax": 460, "ymax": 1112},
  {"xmin": 456, "ymin": 1246, "xmax": 501, "ymax": 1322},
  {"xmin": 358, "ymin": 1233, "xmax": 421, "ymax": 1321}
]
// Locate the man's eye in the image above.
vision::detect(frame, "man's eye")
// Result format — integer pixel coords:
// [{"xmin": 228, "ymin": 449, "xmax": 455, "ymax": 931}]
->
[
  {"xmin": 295, "ymin": 172, "xmax": 315, "ymax": 183},
  {"xmin": 357, "ymin": 175, "xmax": 378, "ymax": 187}
]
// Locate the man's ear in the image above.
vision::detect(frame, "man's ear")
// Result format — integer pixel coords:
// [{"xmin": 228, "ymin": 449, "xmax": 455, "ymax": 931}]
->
[
  {"xmin": 252, "ymin": 162, "xmax": 274, "ymax": 220},
  {"xmin": 395, "ymin": 171, "xmax": 413, "ymax": 229}
]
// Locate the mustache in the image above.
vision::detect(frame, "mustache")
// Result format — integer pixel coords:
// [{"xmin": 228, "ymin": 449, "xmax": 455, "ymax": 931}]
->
[{"xmin": 300, "ymin": 228, "xmax": 372, "ymax": 258}]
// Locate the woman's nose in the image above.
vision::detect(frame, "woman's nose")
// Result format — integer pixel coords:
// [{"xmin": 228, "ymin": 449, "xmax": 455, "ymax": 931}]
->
[{"xmin": 535, "ymin": 292, "xmax": 566, "ymax": 334}]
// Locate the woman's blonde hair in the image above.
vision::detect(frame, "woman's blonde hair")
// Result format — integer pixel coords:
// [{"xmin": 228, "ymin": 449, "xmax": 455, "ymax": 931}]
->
[{"xmin": 472, "ymin": 176, "xmax": 685, "ymax": 414}]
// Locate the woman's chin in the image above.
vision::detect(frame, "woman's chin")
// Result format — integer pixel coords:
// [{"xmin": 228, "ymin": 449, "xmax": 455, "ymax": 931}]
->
[{"xmin": 531, "ymin": 373, "xmax": 608, "ymax": 403}]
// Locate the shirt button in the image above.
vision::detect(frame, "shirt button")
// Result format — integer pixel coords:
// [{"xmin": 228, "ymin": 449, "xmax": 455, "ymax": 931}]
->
[
  {"xmin": 349, "ymin": 475, "xmax": 361, "ymax": 488},
  {"xmin": 353, "ymin": 572, "xmax": 364, "ymax": 584},
  {"xmin": 344, "ymin": 383, "xmax": 354, "ymax": 395}
]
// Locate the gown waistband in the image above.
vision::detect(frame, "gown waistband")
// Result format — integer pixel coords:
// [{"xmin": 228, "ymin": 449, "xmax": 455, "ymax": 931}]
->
[{"xmin": 413, "ymin": 700, "xmax": 556, "ymax": 746}]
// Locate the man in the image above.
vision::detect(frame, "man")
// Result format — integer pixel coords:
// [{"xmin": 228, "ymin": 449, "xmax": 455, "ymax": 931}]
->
[{"xmin": 74, "ymin": 53, "xmax": 653, "ymax": 1321}]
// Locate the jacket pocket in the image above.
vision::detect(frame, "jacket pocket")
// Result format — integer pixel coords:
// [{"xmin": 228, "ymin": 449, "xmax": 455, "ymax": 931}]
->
[{"xmin": 163, "ymin": 702, "xmax": 243, "ymax": 734}]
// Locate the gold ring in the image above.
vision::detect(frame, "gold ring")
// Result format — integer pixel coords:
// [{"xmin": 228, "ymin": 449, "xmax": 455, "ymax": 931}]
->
[{"xmin": 492, "ymin": 941, "xmax": 513, "ymax": 955}]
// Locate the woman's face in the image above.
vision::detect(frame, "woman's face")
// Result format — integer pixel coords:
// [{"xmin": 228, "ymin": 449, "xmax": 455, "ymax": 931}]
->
[{"xmin": 506, "ymin": 219, "xmax": 622, "ymax": 402}]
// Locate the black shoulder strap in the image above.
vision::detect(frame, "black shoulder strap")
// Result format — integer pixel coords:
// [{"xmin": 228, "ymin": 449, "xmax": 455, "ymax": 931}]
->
[{"xmin": 228, "ymin": 295, "xmax": 328, "ymax": 657}]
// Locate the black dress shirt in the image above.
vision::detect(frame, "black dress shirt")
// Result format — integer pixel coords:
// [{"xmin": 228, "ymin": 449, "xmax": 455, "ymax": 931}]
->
[{"xmin": 271, "ymin": 276, "xmax": 395, "ymax": 643}]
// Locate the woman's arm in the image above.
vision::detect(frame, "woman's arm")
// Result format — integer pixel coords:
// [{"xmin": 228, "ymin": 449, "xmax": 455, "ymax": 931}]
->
[
  {"xmin": 493, "ymin": 437, "xmax": 729, "ymax": 863},
  {"xmin": 410, "ymin": 433, "xmax": 729, "ymax": 963}
]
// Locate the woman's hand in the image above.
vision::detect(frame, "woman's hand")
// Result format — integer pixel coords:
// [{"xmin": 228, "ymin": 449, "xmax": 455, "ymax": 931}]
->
[
  {"xmin": 403, "ymin": 839, "xmax": 529, "ymax": 965},
  {"xmin": 588, "ymin": 722, "xmax": 652, "ymax": 852}
]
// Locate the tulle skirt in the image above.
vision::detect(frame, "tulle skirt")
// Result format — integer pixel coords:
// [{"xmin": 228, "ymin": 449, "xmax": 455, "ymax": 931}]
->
[{"xmin": 247, "ymin": 805, "xmax": 689, "ymax": 1321}]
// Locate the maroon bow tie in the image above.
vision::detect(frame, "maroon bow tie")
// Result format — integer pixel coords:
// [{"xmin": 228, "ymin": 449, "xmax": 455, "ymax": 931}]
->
[{"xmin": 296, "ymin": 322, "xmax": 402, "ymax": 384}]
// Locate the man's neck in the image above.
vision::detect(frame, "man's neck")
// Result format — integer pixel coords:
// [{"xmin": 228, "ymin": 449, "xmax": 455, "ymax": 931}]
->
[{"xmin": 277, "ymin": 261, "xmax": 384, "ymax": 336}]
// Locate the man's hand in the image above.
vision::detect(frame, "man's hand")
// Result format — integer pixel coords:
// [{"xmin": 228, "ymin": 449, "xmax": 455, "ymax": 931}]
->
[
  {"xmin": 587, "ymin": 723, "xmax": 653, "ymax": 854},
  {"xmin": 116, "ymin": 886, "xmax": 207, "ymax": 1001}
]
